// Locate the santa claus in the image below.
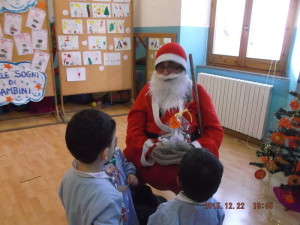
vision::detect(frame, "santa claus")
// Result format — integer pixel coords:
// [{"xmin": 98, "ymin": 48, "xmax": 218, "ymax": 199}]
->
[{"xmin": 124, "ymin": 42, "xmax": 223, "ymax": 193}]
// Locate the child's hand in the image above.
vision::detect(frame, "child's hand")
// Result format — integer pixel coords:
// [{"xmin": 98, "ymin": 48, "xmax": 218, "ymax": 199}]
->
[{"xmin": 127, "ymin": 174, "xmax": 138, "ymax": 187}]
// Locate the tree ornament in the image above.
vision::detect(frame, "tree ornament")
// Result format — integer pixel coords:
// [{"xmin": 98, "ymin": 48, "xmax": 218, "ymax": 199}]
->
[
  {"xmin": 254, "ymin": 169, "xmax": 266, "ymax": 179},
  {"xmin": 288, "ymin": 138, "xmax": 300, "ymax": 149},
  {"xmin": 278, "ymin": 118, "xmax": 292, "ymax": 129},
  {"xmin": 266, "ymin": 160, "xmax": 278, "ymax": 172},
  {"xmin": 288, "ymin": 175, "xmax": 300, "ymax": 186},
  {"xmin": 291, "ymin": 117, "xmax": 300, "ymax": 128},
  {"xmin": 284, "ymin": 192, "xmax": 296, "ymax": 204},
  {"xmin": 271, "ymin": 132, "xmax": 286, "ymax": 145},
  {"xmin": 261, "ymin": 156, "xmax": 269, "ymax": 163},
  {"xmin": 290, "ymin": 99, "xmax": 300, "ymax": 110}
]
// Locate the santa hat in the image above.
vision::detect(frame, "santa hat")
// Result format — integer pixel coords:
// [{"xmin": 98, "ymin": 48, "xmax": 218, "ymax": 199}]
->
[{"xmin": 155, "ymin": 43, "xmax": 187, "ymax": 71}]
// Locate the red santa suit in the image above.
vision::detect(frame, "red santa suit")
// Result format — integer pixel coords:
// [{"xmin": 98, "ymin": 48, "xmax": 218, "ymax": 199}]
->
[{"xmin": 123, "ymin": 43, "xmax": 223, "ymax": 193}]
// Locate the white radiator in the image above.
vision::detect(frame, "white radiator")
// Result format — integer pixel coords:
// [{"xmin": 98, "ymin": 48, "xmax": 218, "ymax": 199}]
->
[{"xmin": 198, "ymin": 73, "xmax": 273, "ymax": 139}]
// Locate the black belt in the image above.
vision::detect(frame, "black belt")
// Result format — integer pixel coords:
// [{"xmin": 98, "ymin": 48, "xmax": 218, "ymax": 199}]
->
[{"xmin": 146, "ymin": 129, "xmax": 200, "ymax": 142}]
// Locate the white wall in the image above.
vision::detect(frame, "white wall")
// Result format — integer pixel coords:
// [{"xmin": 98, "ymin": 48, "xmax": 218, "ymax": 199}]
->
[
  {"xmin": 133, "ymin": 0, "xmax": 182, "ymax": 27},
  {"xmin": 181, "ymin": 0, "xmax": 211, "ymax": 27}
]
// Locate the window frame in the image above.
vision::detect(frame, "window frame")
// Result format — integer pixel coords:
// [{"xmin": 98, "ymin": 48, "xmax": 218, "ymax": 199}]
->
[{"xmin": 207, "ymin": 0, "xmax": 298, "ymax": 77}]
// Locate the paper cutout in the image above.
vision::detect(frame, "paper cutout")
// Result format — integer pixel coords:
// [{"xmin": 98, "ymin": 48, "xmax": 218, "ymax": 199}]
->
[
  {"xmin": 62, "ymin": 19, "xmax": 83, "ymax": 34},
  {"xmin": 163, "ymin": 38, "xmax": 172, "ymax": 45},
  {"xmin": 66, "ymin": 67, "xmax": 86, "ymax": 81},
  {"xmin": 61, "ymin": 52, "xmax": 82, "ymax": 66},
  {"xmin": 83, "ymin": 51, "xmax": 101, "ymax": 65},
  {"xmin": 63, "ymin": 10, "xmax": 69, "ymax": 16},
  {"xmin": 70, "ymin": 2, "xmax": 91, "ymax": 18},
  {"xmin": 92, "ymin": 3, "xmax": 111, "ymax": 17},
  {"xmin": 112, "ymin": 3, "xmax": 129, "ymax": 17},
  {"xmin": 114, "ymin": 37, "xmax": 131, "ymax": 50},
  {"xmin": 123, "ymin": 55, "xmax": 128, "ymax": 60},
  {"xmin": 88, "ymin": 36, "xmax": 107, "ymax": 50},
  {"xmin": 32, "ymin": 29, "xmax": 48, "ymax": 50},
  {"xmin": 0, "ymin": 26, "xmax": 3, "ymax": 38},
  {"xmin": 87, "ymin": 19, "xmax": 106, "ymax": 34},
  {"xmin": 82, "ymin": 40, "xmax": 87, "ymax": 45},
  {"xmin": 4, "ymin": 13, "xmax": 22, "ymax": 36},
  {"xmin": 109, "ymin": 45, "xmax": 113, "ymax": 50},
  {"xmin": 93, "ymin": 0, "xmax": 111, "ymax": 1},
  {"xmin": 0, "ymin": 38, "xmax": 13, "ymax": 61},
  {"xmin": 57, "ymin": 35, "xmax": 79, "ymax": 50},
  {"xmin": 104, "ymin": 52, "xmax": 120, "ymax": 65},
  {"xmin": 149, "ymin": 38, "xmax": 160, "ymax": 50},
  {"xmin": 99, "ymin": 66, "xmax": 104, "ymax": 71},
  {"xmin": 0, "ymin": 0, "xmax": 37, "ymax": 13},
  {"xmin": 107, "ymin": 20, "xmax": 125, "ymax": 33},
  {"xmin": 125, "ymin": 27, "xmax": 130, "ymax": 33},
  {"xmin": 0, "ymin": 61, "xmax": 46, "ymax": 106},
  {"xmin": 114, "ymin": 0, "xmax": 131, "ymax": 2},
  {"xmin": 26, "ymin": 7, "xmax": 46, "ymax": 29},
  {"xmin": 31, "ymin": 51, "xmax": 50, "ymax": 73},
  {"xmin": 14, "ymin": 33, "xmax": 34, "ymax": 55}
]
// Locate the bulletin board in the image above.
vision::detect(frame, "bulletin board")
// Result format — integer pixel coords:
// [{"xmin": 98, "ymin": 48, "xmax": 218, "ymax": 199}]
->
[
  {"xmin": 0, "ymin": 0, "xmax": 56, "ymax": 105},
  {"xmin": 53, "ymin": 0, "xmax": 134, "ymax": 101}
]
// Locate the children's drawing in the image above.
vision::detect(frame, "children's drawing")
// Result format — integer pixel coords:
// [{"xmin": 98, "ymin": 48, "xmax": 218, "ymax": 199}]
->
[
  {"xmin": 32, "ymin": 29, "xmax": 48, "ymax": 50},
  {"xmin": 4, "ymin": 13, "xmax": 22, "ymax": 36},
  {"xmin": 92, "ymin": 3, "xmax": 111, "ymax": 18},
  {"xmin": 0, "ymin": 38, "xmax": 13, "ymax": 61},
  {"xmin": 88, "ymin": 36, "xmax": 107, "ymax": 50},
  {"xmin": 61, "ymin": 52, "xmax": 82, "ymax": 66},
  {"xmin": 31, "ymin": 51, "xmax": 50, "ymax": 73},
  {"xmin": 25, "ymin": 7, "xmax": 46, "ymax": 29},
  {"xmin": 163, "ymin": 38, "xmax": 172, "ymax": 45},
  {"xmin": 70, "ymin": 2, "xmax": 91, "ymax": 18},
  {"xmin": 0, "ymin": 26, "xmax": 3, "ymax": 38},
  {"xmin": 14, "ymin": 33, "xmax": 34, "ymax": 55},
  {"xmin": 149, "ymin": 38, "xmax": 160, "ymax": 50},
  {"xmin": 0, "ymin": 61, "xmax": 46, "ymax": 106},
  {"xmin": 93, "ymin": 0, "xmax": 110, "ymax": 1},
  {"xmin": 83, "ymin": 51, "xmax": 101, "ymax": 65},
  {"xmin": 107, "ymin": 20, "xmax": 125, "ymax": 33},
  {"xmin": 114, "ymin": 37, "xmax": 131, "ymax": 50},
  {"xmin": 66, "ymin": 67, "xmax": 86, "ymax": 81},
  {"xmin": 104, "ymin": 52, "xmax": 120, "ymax": 65},
  {"xmin": 57, "ymin": 35, "xmax": 79, "ymax": 50},
  {"xmin": 112, "ymin": 3, "xmax": 129, "ymax": 17},
  {"xmin": 114, "ymin": 0, "xmax": 130, "ymax": 2},
  {"xmin": 0, "ymin": 0, "xmax": 37, "ymax": 13},
  {"xmin": 87, "ymin": 19, "xmax": 106, "ymax": 34},
  {"xmin": 62, "ymin": 19, "xmax": 83, "ymax": 34}
]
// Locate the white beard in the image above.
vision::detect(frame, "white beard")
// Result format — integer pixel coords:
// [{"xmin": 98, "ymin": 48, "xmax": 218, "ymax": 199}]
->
[{"xmin": 149, "ymin": 70, "xmax": 192, "ymax": 115}]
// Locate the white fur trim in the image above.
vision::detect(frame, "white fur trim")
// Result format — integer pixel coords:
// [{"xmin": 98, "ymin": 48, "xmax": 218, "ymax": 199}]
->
[
  {"xmin": 192, "ymin": 140, "xmax": 201, "ymax": 148},
  {"xmin": 141, "ymin": 139, "xmax": 156, "ymax": 167},
  {"xmin": 155, "ymin": 53, "xmax": 187, "ymax": 71},
  {"xmin": 152, "ymin": 98, "xmax": 171, "ymax": 133}
]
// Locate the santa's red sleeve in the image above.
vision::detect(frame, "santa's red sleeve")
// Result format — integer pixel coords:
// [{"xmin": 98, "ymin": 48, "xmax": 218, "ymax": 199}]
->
[
  {"xmin": 123, "ymin": 84, "xmax": 157, "ymax": 167},
  {"xmin": 189, "ymin": 84, "xmax": 224, "ymax": 158}
]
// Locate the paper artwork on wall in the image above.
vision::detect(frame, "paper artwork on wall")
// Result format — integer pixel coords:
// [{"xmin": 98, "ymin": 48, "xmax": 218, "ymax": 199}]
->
[
  {"xmin": 87, "ymin": 19, "xmax": 106, "ymax": 34},
  {"xmin": 92, "ymin": 3, "xmax": 111, "ymax": 18},
  {"xmin": 58, "ymin": 35, "xmax": 79, "ymax": 50},
  {"xmin": 62, "ymin": 19, "xmax": 83, "ymax": 34},
  {"xmin": 0, "ymin": 61, "xmax": 46, "ymax": 106},
  {"xmin": 163, "ymin": 38, "xmax": 172, "ymax": 45},
  {"xmin": 93, "ymin": 0, "xmax": 111, "ymax": 2},
  {"xmin": 149, "ymin": 38, "xmax": 160, "ymax": 50},
  {"xmin": 67, "ymin": 67, "xmax": 86, "ymax": 81},
  {"xmin": 0, "ymin": 38, "xmax": 13, "ymax": 61},
  {"xmin": 114, "ymin": 37, "xmax": 130, "ymax": 50},
  {"xmin": 4, "ymin": 13, "xmax": 22, "ymax": 36},
  {"xmin": 0, "ymin": 26, "xmax": 3, "ymax": 38},
  {"xmin": 31, "ymin": 51, "xmax": 50, "ymax": 73},
  {"xmin": 26, "ymin": 7, "xmax": 46, "ymax": 29},
  {"xmin": 61, "ymin": 52, "xmax": 82, "ymax": 66},
  {"xmin": 107, "ymin": 20, "xmax": 125, "ymax": 33},
  {"xmin": 14, "ymin": 33, "xmax": 34, "ymax": 55},
  {"xmin": 70, "ymin": 2, "xmax": 91, "ymax": 18},
  {"xmin": 32, "ymin": 29, "xmax": 48, "ymax": 50},
  {"xmin": 112, "ymin": 4, "xmax": 129, "ymax": 17},
  {"xmin": 114, "ymin": 0, "xmax": 130, "ymax": 2},
  {"xmin": 0, "ymin": 0, "xmax": 37, "ymax": 13},
  {"xmin": 83, "ymin": 51, "xmax": 101, "ymax": 65},
  {"xmin": 88, "ymin": 36, "xmax": 107, "ymax": 50},
  {"xmin": 104, "ymin": 52, "xmax": 120, "ymax": 65}
]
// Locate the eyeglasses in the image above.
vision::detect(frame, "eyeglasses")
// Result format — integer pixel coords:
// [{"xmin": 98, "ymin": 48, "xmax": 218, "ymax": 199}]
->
[{"xmin": 155, "ymin": 62, "xmax": 182, "ymax": 73}]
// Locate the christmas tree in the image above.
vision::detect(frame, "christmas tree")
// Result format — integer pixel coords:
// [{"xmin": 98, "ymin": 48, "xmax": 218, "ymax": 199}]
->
[{"xmin": 250, "ymin": 78, "xmax": 300, "ymax": 213}]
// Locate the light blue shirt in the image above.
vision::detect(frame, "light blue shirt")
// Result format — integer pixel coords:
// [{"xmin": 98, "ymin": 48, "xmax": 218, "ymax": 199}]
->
[
  {"xmin": 59, "ymin": 160, "xmax": 123, "ymax": 225},
  {"xmin": 147, "ymin": 192, "xmax": 225, "ymax": 225}
]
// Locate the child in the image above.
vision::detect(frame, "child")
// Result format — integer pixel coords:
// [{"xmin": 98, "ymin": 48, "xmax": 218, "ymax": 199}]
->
[
  {"xmin": 104, "ymin": 136, "xmax": 140, "ymax": 225},
  {"xmin": 59, "ymin": 109, "xmax": 138, "ymax": 225},
  {"xmin": 147, "ymin": 148, "xmax": 225, "ymax": 225}
]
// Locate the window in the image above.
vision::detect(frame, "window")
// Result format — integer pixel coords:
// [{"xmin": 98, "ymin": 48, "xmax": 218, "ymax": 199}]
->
[{"xmin": 207, "ymin": 0, "xmax": 298, "ymax": 76}]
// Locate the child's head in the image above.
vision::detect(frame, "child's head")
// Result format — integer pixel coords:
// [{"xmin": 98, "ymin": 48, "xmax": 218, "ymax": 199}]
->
[
  {"xmin": 65, "ymin": 109, "xmax": 116, "ymax": 164},
  {"xmin": 178, "ymin": 148, "xmax": 223, "ymax": 202}
]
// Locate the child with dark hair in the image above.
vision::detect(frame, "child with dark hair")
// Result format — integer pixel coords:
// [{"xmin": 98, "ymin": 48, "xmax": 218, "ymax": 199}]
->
[
  {"xmin": 147, "ymin": 148, "xmax": 225, "ymax": 225},
  {"xmin": 59, "ymin": 109, "xmax": 139, "ymax": 225}
]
